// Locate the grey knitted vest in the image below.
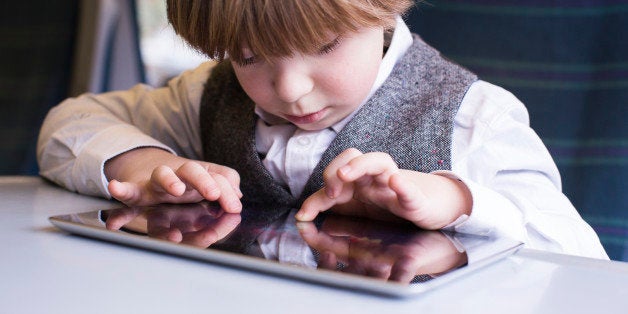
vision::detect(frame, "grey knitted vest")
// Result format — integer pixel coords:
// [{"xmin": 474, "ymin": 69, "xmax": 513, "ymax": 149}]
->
[{"xmin": 200, "ymin": 35, "xmax": 477, "ymax": 213}]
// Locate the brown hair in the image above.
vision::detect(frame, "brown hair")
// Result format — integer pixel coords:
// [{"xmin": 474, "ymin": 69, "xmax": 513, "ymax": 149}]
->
[{"xmin": 166, "ymin": 0, "xmax": 414, "ymax": 64}]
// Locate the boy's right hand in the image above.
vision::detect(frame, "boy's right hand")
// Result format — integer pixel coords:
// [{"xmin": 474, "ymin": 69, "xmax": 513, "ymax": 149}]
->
[{"xmin": 105, "ymin": 147, "xmax": 243, "ymax": 213}]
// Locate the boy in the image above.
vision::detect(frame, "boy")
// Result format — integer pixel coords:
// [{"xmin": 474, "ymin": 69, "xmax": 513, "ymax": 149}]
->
[{"xmin": 37, "ymin": 0, "xmax": 607, "ymax": 259}]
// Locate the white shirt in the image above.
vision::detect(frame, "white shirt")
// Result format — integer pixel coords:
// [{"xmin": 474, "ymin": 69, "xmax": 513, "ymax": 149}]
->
[{"xmin": 37, "ymin": 19, "xmax": 608, "ymax": 259}]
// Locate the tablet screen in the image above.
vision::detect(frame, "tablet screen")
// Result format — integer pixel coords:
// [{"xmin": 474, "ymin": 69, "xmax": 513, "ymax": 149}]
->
[{"xmin": 50, "ymin": 202, "xmax": 522, "ymax": 297}]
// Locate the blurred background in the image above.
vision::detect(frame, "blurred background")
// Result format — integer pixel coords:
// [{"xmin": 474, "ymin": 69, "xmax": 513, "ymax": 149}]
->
[{"xmin": 0, "ymin": 0, "xmax": 626, "ymax": 260}]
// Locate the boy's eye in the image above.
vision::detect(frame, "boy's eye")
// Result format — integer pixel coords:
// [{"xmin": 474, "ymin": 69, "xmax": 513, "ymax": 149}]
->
[
  {"xmin": 238, "ymin": 55, "xmax": 258, "ymax": 67},
  {"xmin": 319, "ymin": 37, "xmax": 341, "ymax": 55}
]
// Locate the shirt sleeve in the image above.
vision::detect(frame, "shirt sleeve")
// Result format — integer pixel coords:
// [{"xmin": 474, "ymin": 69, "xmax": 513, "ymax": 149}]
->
[
  {"xmin": 440, "ymin": 80, "xmax": 608, "ymax": 259},
  {"xmin": 37, "ymin": 61, "xmax": 216, "ymax": 197}
]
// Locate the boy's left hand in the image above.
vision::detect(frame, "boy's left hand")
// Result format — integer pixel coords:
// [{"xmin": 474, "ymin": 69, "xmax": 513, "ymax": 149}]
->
[{"xmin": 295, "ymin": 148, "xmax": 472, "ymax": 230}]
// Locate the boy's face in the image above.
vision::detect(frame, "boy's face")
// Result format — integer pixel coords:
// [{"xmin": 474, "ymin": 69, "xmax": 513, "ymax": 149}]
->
[{"xmin": 231, "ymin": 27, "xmax": 384, "ymax": 131}]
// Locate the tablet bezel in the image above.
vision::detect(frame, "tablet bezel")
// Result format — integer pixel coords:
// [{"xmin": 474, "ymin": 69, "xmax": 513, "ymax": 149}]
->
[{"xmin": 49, "ymin": 206, "xmax": 522, "ymax": 298}]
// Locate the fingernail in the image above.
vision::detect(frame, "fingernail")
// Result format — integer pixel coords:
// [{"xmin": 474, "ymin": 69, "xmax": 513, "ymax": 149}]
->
[
  {"xmin": 230, "ymin": 201, "xmax": 243, "ymax": 213},
  {"xmin": 232, "ymin": 185, "xmax": 243, "ymax": 197},
  {"xmin": 295, "ymin": 212, "xmax": 306, "ymax": 221},
  {"xmin": 325, "ymin": 186, "xmax": 336, "ymax": 199},
  {"xmin": 339, "ymin": 165, "xmax": 351, "ymax": 177}
]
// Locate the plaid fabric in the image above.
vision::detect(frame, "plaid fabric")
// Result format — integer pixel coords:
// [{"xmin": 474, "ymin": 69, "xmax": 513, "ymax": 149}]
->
[
  {"xmin": 407, "ymin": 0, "xmax": 628, "ymax": 260},
  {"xmin": 0, "ymin": 2, "xmax": 79, "ymax": 175}
]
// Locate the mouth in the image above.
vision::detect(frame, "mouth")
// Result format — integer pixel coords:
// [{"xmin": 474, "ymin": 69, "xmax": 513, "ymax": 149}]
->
[{"xmin": 285, "ymin": 108, "xmax": 328, "ymax": 125}]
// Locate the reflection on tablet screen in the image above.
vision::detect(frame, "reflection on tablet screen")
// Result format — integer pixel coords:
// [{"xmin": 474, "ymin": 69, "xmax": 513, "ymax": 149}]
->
[{"xmin": 50, "ymin": 202, "xmax": 522, "ymax": 296}]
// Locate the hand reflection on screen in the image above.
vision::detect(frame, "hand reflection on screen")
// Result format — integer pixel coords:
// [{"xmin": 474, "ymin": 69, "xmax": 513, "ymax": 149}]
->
[
  {"xmin": 104, "ymin": 202, "xmax": 241, "ymax": 248},
  {"xmin": 297, "ymin": 215, "xmax": 468, "ymax": 283}
]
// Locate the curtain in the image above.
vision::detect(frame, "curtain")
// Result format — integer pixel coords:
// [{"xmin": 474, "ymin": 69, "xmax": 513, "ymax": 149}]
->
[
  {"xmin": 407, "ymin": 0, "xmax": 628, "ymax": 260},
  {"xmin": 0, "ymin": 2, "xmax": 79, "ymax": 175},
  {"xmin": 0, "ymin": 0, "xmax": 144, "ymax": 175}
]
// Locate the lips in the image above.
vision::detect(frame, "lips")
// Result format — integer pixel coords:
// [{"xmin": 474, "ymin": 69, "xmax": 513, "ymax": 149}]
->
[{"xmin": 285, "ymin": 108, "xmax": 328, "ymax": 125}]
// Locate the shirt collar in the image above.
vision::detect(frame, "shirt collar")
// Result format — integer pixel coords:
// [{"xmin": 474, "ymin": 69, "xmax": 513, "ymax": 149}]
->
[{"xmin": 255, "ymin": 16, "xmax": 414, "ymax": 132}]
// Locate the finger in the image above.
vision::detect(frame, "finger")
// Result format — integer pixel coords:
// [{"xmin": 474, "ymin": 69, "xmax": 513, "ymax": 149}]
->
[
  {"xmin": 150, "ymin": 165, "xmax": 187, "ymax": 196},
  {"xmin": 388, "ymin": 171, "xmax": 426, "ymax": 207},
  {"xmin": 297, "ymin": 221, "xmax": 350, "ymax": 257},
  {"xmin": 175, "ymin": 162, "xmax": 222, "ymax": 200},
  {"xmin": 389, "ymin": 255, "xmax": 422, "ymax": 283},
  {"xmin": 295, "ymin": 221, "xmax": 319, "ymax": 238},
  {"xmin": 387, "ymin": 172, "xmax": 430, "ymax": 224},
  {"xmin": 366, "ymin": 261, "xmax": 392, "ymax": 280},
  {"xmin": 146, "ymin": 208, "xmax": 174, "ymax": 231},
  {"xmin": 182, "ymin": 213, "xmax": 241, "ymax": 247},
  {"xmin": 104, "ymin": 206, "xmax": 143, "ymax": 230},
  {"xmin": 146, "ymin": 209, "xmax": 184, "ymax": 242},
  {"xmin": 170, "ymin": 216, "xmax": 195, "ymax": 231},
  {"xmin": 297, "ymin": 222, "xmax": 343, "ymax": 269},
  {"xmin": 318, "ymin": 251, "xmax": 338, "ymax": 270},
  {"xmin": 108, "ymin": 179, "xmax": 144, "ymax": 205},
  {"xmin": 322, "ymin": 148, "xmax": 363, "ymax": 199},
  {"xmin": 344, "ymin": 256, "xmax": 368, "ymax": 276},
  {"xmin": 204, "ymin": 163, "xmax": 242, "ymax": 198},
  {"xmin": 151, "ymin": 227, "xmax": 184, "ymax": 243},
  {"xmin": 296, "ymin": 220, "xmax": 326, "ymax": 248},
  {"xmin": 210, "ymin": 174, "xmax": 243, "ymax": 213},
  {"xmin": 176, "ymin": 164, "xmax": 242, "ymax": 212},
  {"xmin": 295, "ymin": 188, "xmax": 338, "ymax": 221},
  {"xmin": 344, "ymin": 238, "xmax": 385, "ymax": 276},
  {"xmin": 336, "ymin": 152, "xmax": 399, "ymax": 185}
]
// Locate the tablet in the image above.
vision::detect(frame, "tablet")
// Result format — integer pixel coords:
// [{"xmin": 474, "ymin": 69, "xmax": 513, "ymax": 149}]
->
[{"xmin": 49, "ymin": 202, "xmax": 522, "ymax": 297}]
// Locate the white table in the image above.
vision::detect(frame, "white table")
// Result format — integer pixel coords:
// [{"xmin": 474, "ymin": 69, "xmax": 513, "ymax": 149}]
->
[{"xmin": 2, "ymin": 176, "xmax": 628, "ymax": 314}]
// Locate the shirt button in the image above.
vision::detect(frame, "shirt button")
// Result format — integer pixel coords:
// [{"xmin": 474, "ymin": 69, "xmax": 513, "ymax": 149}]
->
[{"xmin": 297, "ymin": 136, "xmax": 311, "ymax": 146}]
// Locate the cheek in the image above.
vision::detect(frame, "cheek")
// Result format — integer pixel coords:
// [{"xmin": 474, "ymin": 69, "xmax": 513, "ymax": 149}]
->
[
  {"xmin": 233, "ymin": 68, "xmax": 274, "ymax": 104},
  {"xmin": 322, "ymin": 52, "xmax": 381, "ymax": 102}
]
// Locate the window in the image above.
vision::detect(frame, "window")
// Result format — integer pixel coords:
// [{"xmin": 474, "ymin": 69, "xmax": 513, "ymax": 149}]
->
[{"xmin": 137, "ymin": 0, "xmax": 208, "ymax": 86}]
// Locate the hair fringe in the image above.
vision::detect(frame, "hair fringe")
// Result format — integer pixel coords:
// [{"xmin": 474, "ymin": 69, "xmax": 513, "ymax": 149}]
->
[{"xmin": 167, "ymin": 0, "xmax": 415, "ymax": 64}]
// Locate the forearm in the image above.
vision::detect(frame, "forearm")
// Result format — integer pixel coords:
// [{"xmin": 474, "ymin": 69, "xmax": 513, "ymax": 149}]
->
[
  {"xmin": 449, "ymin": 81, "xmax": 608, "ymax": 259},
  {"xmin": 448, "ymin": 170, "xmax": 608, "ymax": 259},
  {"xmin": 447, "ymin": 132, "xmax": 608, "ymax": 258},
  {"xmin": 37, "ymin": 97, "xmax": 171, "ymax": 196},
  {"xmin": 36, "ymin": 88, "xmax": 181, "ymax": 196},
  {"xmin": 37, "ymin": 64, "xmax": 211, "ymax": 196}
]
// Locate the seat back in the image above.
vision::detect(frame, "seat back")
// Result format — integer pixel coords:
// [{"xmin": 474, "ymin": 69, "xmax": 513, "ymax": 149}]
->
[
  {"xmin": 406, "ymin": 0, "xmax": 628, "ymax": 260},
  {"xmin": 0, "ymin": 0, "xmax": 144, "ymax": 175}
]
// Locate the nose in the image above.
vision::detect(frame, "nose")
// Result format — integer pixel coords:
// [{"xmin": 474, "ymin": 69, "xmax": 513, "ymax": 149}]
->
[{"xmin": 272, "ymin": 60, "xmax": 314, "ymax": 103}]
